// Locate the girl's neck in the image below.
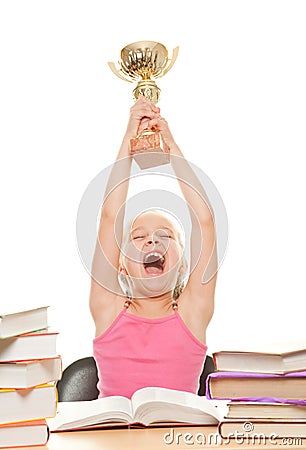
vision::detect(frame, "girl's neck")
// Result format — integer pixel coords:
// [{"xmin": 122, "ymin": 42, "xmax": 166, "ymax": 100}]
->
[{"xmin": 127, "ymin": 292, "xmax": 175, "ymax": 318}]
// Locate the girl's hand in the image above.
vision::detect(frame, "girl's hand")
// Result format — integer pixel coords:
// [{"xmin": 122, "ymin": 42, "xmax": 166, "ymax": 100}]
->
[
  {"xmin": 138, "ymin": 109, "xmax": 176, "ymax": 150},
  {"xmin": 125, "ymin": 95, "xmax": 160, "ymax": 139}
]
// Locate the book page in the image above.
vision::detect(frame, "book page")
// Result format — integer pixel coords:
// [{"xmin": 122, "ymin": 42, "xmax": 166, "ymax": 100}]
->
[
  {"xmin": 131, "ymin": 387, "xmax": 228, "ymax": 424},
  {"xmin": 47, "ymin": 396, "xmax": 133, "ymax": 431}
]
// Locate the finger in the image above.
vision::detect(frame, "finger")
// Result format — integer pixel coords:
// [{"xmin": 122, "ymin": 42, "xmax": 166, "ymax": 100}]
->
[
  {"xmin": 137, "ymin": 104, "xmax": 159, "ymax": 117},
  {"xmin": 130, "ymin": 107, "xmax": 156, "ymax": 121},
  {"xmin": 131, "ymin": 99, "xmax": 157, "ymax": 114},
  {"xmin": 136, "ymin": 95, "xmax": 160, "ymax": 113},
  {"xmin": 136, "ymin": 95, "xmax": 146, "ymax": 103},
  {"xmin": 137, "ymin": 121, "xmax": 150, "ymax": 133},
  {"xmin": 138, "ymin": 118, "xmax": 160, "ymax": 133}
]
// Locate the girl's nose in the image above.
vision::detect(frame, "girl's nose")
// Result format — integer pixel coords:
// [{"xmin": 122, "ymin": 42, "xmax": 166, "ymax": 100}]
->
[{"xmin": 146, "ymin": 234, "xmax": 159, "ymax": 245}]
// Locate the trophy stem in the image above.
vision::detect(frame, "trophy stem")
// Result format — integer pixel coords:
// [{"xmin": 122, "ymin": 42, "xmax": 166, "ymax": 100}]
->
[{"xmin": 133, "ymin": 80, "xmax": 160, "ymax": 105}]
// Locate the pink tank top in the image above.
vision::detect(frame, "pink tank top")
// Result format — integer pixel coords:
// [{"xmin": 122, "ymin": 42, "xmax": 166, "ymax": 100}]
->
[{"xmin": 93, "ymin": 303, "xmax": 207, "ymax": 399}]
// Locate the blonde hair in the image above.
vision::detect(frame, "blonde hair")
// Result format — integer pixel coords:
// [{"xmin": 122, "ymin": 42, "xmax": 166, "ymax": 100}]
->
[{"xmin": 118, "ymin": 209, "xmax": 188, "ymax": 300}]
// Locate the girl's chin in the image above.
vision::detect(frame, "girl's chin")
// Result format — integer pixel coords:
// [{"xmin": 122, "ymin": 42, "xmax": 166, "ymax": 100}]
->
[
  {"xmin": 135, "ymin": 276, "xmax": 174, "ymax": 296},
  {"xmin": 127, "ymin": 267, "xmax": 179, "ymax": 297}
]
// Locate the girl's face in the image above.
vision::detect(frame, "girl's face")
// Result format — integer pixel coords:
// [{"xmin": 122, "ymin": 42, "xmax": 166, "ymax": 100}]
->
[{"xmin": 121, "ymin": 212, "xmax": 184, "ymax": 297}]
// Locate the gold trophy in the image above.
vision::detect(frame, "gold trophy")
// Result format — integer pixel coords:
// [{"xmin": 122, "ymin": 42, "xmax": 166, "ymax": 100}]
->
[{"xmin": 108, "ymin": 41, "xmax": 179, "ymax": 169}]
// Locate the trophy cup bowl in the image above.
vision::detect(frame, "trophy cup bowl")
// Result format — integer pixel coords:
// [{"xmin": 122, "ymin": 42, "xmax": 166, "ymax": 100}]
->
[{"xmin": 108, "ymin": 41, "xmax": 179, "ymax": 169}]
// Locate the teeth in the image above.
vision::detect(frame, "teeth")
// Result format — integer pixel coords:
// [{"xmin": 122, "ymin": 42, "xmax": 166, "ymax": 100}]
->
[{"xmin": 143, "ymin": 252, "xmax": 165, "ymax": 265}]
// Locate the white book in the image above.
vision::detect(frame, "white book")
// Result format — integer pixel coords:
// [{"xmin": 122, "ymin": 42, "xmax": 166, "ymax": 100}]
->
[
  {"xmin": 0, "ymin": 356, "xmax": 62, "ymax": 388},
  {"xmin": 213, "ymin": 347, "xmax": 306, "ymax": 374},
  {"xmin": 0, "ymin": 306, "xmax": 49, "ymax": 339},
  {"xmin": 0, "ymin": 384, "xmax": 57, "ymax": 424},
  {"xmin": 0, "ymin": 331, "xmax": 58, "ymax": 362},
  {"xmin": 48, "ymin": 387, "xmax": 229, "ymax": 431},
  {"xmin": 226, "ymin": 401, "xmax": 306, "ymax": 420},
  {"xmin": 0, "ymin": 420, "xmax": 49, "ymax": 448},
  {"xmin": 219, "ymin": 420, "xmax": 306, "ymax": 439}
]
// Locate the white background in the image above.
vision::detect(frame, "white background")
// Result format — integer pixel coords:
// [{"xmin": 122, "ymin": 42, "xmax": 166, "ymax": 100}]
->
[{"xmin": 1, "ymin": 1, "xmax": 305, "ymax": 369}]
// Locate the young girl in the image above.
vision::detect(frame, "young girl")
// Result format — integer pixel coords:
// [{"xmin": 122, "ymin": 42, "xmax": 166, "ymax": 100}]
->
[{"xmin": 90, "ymin": 96, "xmax": 217, "ymax": 399}]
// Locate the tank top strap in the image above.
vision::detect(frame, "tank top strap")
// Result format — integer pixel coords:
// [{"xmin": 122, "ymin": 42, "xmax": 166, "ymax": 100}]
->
[
  {"xmin": 172, "ymin": 300, "xmax": 178, "ymax": 310},
  {"xmin": 124, "ymin": 299, "xmax": 132, "ymax": 309}
]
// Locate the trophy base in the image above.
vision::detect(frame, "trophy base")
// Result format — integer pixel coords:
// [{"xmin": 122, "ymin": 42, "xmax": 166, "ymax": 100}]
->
[
  {"xmin": 130, "ymin": 131, "xmax": 170, "ymax": 169},
  {"xmin": 132, "ymin": 149, "xmax": 170, "ymax": 169}
]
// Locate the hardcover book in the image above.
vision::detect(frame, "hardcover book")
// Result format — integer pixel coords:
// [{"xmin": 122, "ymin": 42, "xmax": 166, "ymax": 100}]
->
[
  {"xmin": 48, "ymin": 387, "xmax": 229, "ymax": 431},
  {"xmin": 0, "ymin": 356, "xmax": 62, "ymax": 388},
  {"xmin": 213, "ymin": 348, "xmax": 306, "ymax": 374},
  {"xmin": 0, "ymin": 331, "xmax": 58, "ymax": 362},
  {"xmin": 0, "ymin": 383, "xmax": 57, "ymax": 424},
  {"xmin": 206, "ymin": 371, "xmax": 306, "ymax": 405},
  {"xmin": 219, "ymin": 420, "xmax": 306, "ymax": 439},
  {"xmin": 226, "ymin": 401, "xmax": 306, "ymax": 420},
  {"xmin": 0, "ymin": 420, "xmax": 49, "ymax": 448},
  {"xmin": 0, "ymin": 306, "xmax": 49, "ymax": 339}
]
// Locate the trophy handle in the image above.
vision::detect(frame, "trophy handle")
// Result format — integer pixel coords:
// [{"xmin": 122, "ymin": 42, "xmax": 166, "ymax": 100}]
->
[
  {"xmin": 107, "ymin": 62, "xmax": 133, "ymax": 83},
  {"xmin": 162, "ymin": 46, "xmax": 179, "ymax": 76}
]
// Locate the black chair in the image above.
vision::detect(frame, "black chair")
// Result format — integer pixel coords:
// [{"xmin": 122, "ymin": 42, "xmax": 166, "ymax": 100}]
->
[
  {"xmin": 57, "ymin": 357, "xmax": 99, "ymax": 401},
  {"xmin": 57, "ymin": 355, "xmax": 215, "ymax": 401},
  {"xmin": 197, "ymin": 355, "xmax": 215, "ymax": 396}
]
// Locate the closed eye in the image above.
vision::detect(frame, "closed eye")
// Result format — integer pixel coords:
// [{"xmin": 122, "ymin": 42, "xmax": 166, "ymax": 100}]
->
[{"xmin": 156, "ymin": 231, "xmax": 173, "ymax": 239}]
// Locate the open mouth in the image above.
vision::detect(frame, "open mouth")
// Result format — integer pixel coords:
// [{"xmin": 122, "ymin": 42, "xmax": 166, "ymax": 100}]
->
[{"xmin": 143, "ymin": 252, "xmax": 165, "ymax": 275}]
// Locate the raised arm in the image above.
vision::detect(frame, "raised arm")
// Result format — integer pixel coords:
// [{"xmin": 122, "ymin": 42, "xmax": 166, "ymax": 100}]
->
[
  {"xmin": 138, "ymin": 104, "xmax": 217, "ymax": 325},
  {"xmin": 89, "ymin": 97, "xmax": 161, "ymax": 319},
  {"xmin": 168, "ymin": 141, "xmax": 217, "ymax": 324}
]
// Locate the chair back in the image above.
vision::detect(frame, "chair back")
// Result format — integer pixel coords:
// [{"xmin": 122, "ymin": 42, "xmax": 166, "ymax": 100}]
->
[
  {"xmin": 57, "ymin": 356, "xmax": 99, "ymax": 401},
  {"xmin": 57, "ymin": 355, "xmax": 215, "ymax": 401}
]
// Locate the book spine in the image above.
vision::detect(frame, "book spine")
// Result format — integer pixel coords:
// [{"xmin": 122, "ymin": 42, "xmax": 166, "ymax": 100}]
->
[{"xmin": 205, "ymin": 373, "xmax": 213, "ymax": 400}]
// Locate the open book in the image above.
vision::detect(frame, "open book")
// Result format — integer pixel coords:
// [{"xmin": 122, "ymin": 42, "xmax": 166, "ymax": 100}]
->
[{"xmin": 48, "ymin": 387, "xmax": 229, "ymax": 431}]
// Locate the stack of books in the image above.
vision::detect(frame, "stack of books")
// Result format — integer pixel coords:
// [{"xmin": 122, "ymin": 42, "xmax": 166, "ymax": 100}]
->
[
  {"xmin": 206, "ymin": 346, "xmax": 306, "ymax": 439},
  {"xmin": 0, "ymin": 306, "xmax": 62, "ymax": 448}
]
